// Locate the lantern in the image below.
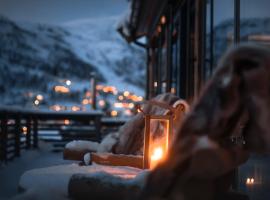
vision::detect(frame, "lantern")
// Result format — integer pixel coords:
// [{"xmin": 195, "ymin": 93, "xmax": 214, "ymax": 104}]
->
[{"xmin": 143, "ymin": 114, "xmax": 173, "ymax": 169}]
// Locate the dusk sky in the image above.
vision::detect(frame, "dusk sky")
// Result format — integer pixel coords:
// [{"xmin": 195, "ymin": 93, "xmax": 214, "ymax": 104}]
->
[{"xmin": 0, "ymin": 0, "xmax": 129, "ymax": 25}]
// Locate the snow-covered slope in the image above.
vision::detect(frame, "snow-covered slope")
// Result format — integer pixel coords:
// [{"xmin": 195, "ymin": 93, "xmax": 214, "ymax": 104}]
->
[{"xmin": 0, "ymin": 15, "xmax": 146, "ymax": 106}]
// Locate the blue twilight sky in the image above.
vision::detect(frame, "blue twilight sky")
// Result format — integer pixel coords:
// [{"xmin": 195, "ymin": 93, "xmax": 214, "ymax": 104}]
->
[{"xmin": 0, "ymin": 0, "xmax": 129, "ymax": 25}]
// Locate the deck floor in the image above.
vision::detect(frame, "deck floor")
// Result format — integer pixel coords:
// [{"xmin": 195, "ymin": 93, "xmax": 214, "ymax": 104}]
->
[{"xmin": 0, "ymin": 141, "xmax": 73, "ymax": 199}]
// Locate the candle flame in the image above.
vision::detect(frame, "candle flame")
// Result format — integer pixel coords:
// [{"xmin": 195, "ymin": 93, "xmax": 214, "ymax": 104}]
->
[{"xmin": 151, "ymin": 147, "xmax": 163, "ymax": 161}]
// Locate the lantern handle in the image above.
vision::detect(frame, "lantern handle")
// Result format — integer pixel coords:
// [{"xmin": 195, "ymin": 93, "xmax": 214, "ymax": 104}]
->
[{"xmin": 136, "ymin": 100, "xmax": 176, "ymax": 116}]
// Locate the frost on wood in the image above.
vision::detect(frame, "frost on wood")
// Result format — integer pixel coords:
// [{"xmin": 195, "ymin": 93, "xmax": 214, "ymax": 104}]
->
[{"xmin": 140, "ymin": 44, "xmax": 270, "ymax": 200}]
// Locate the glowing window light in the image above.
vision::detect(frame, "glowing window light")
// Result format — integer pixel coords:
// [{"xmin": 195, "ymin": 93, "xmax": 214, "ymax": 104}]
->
[
  {"xmin": 64, "ymin": 119, "xmax": 70, "ymax": 125},
  {"xmin": 154, "ymin": 82, "xmax": 158, "ymax": 87},
  {"xmin": 54, "ymin": 86, "xmax": 70, "ymax": 93},
  {"xmin": 22, "ymin": 126, "xmax": 27, "ymax": 135},
  {"xmin": 51, "ymin": 105, "xmax": 61, "ymax": 111},
  {"xmin": 111, "ymin": 110, "xmax": 118, "ymax": 117},
  {"xmin": 82, "ymin": 99, "xmax": 89, "ymax": 105},
  {"xmin": 36, "ymin": 94, "xmax": 43, "ymax": 101},
  {"xmin": 246, "ymin": 177, "xmax": 255, "ymax": 185}
]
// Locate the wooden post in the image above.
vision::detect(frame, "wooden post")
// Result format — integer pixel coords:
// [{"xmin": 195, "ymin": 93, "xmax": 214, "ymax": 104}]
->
[
  {"xmin": 143, "ymin": 115, "xmax": 150, "ymax": 169},
  {"xmin": 15, "ymin": 115, "xmax": 21, "ymax": 157},
  {"xmin": 26, "ymin": 118, "xmax": 31, "ymax": 149},
  {"xmin": 33, "ymin": 117, "xmax": 38, "ymax": 148},
  {"xmin": 90, "ymin": 73, "xmax": 97, "ymax": 110}
]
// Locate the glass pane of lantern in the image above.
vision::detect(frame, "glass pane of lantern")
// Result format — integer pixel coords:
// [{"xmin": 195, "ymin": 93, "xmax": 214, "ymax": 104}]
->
[{"xmin": 149, "ymin": 118, "xmax": 169, "ymax": 169}]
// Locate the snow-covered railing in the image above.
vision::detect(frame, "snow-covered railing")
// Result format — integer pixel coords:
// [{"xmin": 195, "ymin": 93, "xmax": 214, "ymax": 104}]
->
[{"xmin": 0, "ymin": 107, "xmax": 106, "ymax": 163}]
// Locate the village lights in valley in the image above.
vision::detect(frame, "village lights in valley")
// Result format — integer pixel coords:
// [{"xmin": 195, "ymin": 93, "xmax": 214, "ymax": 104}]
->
[
  {"xmin": 118, "ymin": 95, "xmax": 124, "ymax": 101},
  {"xmin": 71, "ymin": 106, "xmax": 80, "ymax": 112}
]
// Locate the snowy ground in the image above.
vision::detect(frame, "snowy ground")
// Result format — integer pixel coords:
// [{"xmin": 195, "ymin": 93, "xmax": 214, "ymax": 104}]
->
[{"xmin": 0, "ymin": 141, "xmax": 73, "ymax": 200}]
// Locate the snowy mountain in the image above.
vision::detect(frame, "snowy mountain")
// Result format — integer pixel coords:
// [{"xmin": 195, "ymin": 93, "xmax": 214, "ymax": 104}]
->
[{"xmin": 0, "ymin": 15, "xmax": 146, "ymax": 107}]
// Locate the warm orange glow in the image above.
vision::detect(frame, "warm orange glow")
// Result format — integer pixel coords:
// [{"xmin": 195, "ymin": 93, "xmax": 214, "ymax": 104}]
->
[
  {"xmin": 102, "ymin": 86, "xmax": 117, "ymax": 94},
  {"xmin": 71, "ymin": 106, "xmax": 80, "ymax": 112},
  {"xmin": 128, "ymin": 103, "xmax": 135, "ymax": 109},
  {"xmin": 82, "ymin": 99, "xmax": 89, "ymax": 105},
  {"xmin": 111, "ymin": 110, "xmax": 118, "ymax": 117},
  {"xmin": 36, "ymin": 94, "xmax": 43, "ymax": 101},
  {"xmin": 246, "ymin": 177, "xmax": 255, "ymax": 185},
  {"xmin": 171, "ymin": 88, "xmax": 176, "ymax": 94},
  {"xmin": 22, "ymin": 126, "xmax": 27, "ymax": 135},
  {"xmin": 54, "ymin": 86, "xmax": 70, "ymax": 93},
  {"xmin": 123, "ymin": 91, "xmax": 130, "ymax": 97},
  {"xmin": 151, "ymin": 147, "xmax": 163, "ymax": 161},
  {"xmin": 51, "ymin": 105, "xmax": 61, "ymax": 111},
  {"xmin": 64, "ymin": 119, "xmax": 70, "ymax": 125}
]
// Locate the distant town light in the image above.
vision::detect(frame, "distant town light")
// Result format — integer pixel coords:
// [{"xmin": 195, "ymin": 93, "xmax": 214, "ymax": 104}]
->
[
  {"xmin": 118, "ymin": 95, "xmax": 124, "ymax": 101},
  {"xmin": 111, "ymin": 110, "xmax": 118, "ymax": 117},
  {"xmin": 99, "ymin": 100, "xmax": 106, "ymax": 107},
  {"xmin": 64, "ymin": 119, "xmax": 70, "ymax": 125},
  {"xmin": 82, "ymin": 99, "xmax": 89, "ymax": 105},
  {"xmin": 129, "ymin": 103, "xmax": 135, "ymax": 109},
  {"xmin": 66, "ymin": 80, "xmax": 71, "ymax": 86},
  {"xmin": 72, "ymin": 106, "xmax": 80, "ymax": 112},
  {"xmin": 22, "ymin": 126, "xmax": 27, "ymax": 135},
  {"xmin": 54, "ymin": 86, "xmax": 70, "ymax": 93},
  {"xmin": 51, "ymin": 105, "xmax": 61, "ymax": 111},
  {"xmin": 123, "ymin": 91, "xmax": 130, "ymax": 97},
  {"xmin": 36, "ymin": 94, "xmax": 43, "ymax": 101},
  {"xmin": 34, "ymin": 100, "xmax": 39, "ymax": 105}
]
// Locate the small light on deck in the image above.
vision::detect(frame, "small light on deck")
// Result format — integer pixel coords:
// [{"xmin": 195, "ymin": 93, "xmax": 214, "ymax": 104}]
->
[
  {"xmin": 111, "ymin": 110, "xmax": 118, "ymax": 117},
  {"xmin": 66, "ymin": 80, "xmax": 71, "ymax": 86}
]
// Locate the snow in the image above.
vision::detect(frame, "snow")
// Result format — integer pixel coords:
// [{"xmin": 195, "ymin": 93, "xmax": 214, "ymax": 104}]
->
[
  {"xmin": 97, "ymin": 132, "xmax": 119, "ymax": 153},
  {"xmin": 65, "ymin": 140, "xmax": 99, "ymax": 151},
  {"xmin": 16, "ymin": 163, "xmax": 146, "ymax": 200}
]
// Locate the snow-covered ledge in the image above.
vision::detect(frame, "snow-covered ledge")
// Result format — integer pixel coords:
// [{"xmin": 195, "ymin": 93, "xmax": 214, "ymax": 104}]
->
[{"xmin": 15, "ymin": 163, "xmax": 147, "ymax": 200}]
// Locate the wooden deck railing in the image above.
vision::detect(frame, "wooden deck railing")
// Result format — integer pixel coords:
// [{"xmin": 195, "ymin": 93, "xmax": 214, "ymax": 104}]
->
[{"xmin": 0, "ymin": 107, "xmax": 126, "ymax": 163}]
